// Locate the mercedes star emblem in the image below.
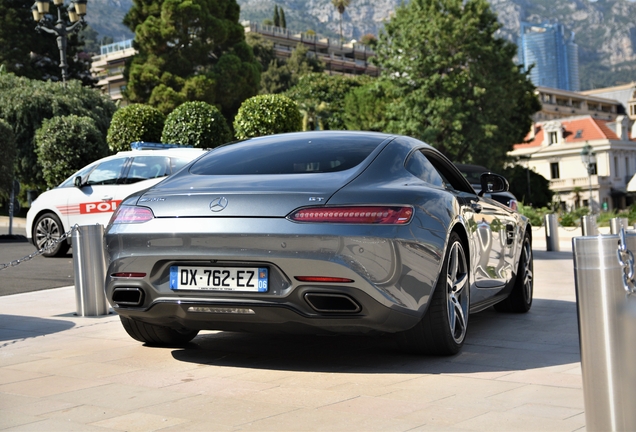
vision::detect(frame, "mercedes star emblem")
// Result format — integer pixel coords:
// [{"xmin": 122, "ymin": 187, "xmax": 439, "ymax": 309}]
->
[{"xmin": 209, "ymin": 196, "xmax": 228, "ymax": 212}]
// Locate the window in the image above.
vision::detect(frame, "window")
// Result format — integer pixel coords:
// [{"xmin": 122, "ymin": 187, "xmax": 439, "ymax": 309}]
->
[
  {"xmin": 550, "ymin": 162, "xmax": 560, "ymax": 179},
  {"xmin": 190, "ymin": 134, "xmax": 385, "ymax": 175},
  {"xmin": 615, "ymin": 156, "xmax": 619, "ymax": 176},
  {"xmin": 626, "ymin": 158, "xmax": 630, "ymax": 176},
  {"xmin": 123, "ymin": 156, "xmax": 171, "ymax": 184},
  {"xmin": 574, "ymin": 130, "xmax": 583, "ymax": 139},
  {"xmin": 548, "ymin": 131, "xmax": 558, "ymax": 144},
  {"xmin": 589, "ymin": 163, "xmax": 597, "ymax": 175},
  {"xmin": 405, "ymin": 151, "xmax": 444, "ymax": 188},
  {"xmin": 87, "ymin": 158, "xmax": 127, "ymax": 185}
]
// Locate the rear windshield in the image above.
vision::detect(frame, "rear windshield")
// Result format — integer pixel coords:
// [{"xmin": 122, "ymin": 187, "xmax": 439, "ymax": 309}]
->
[{"xmin": 190, "ymin": 134, "xmax": 386, "ymax": 175}]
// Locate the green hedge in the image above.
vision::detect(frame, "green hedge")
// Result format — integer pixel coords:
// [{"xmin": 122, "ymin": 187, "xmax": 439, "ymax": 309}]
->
[
  {"xmin": 234, "ymin": 94, "xmax": 302, "ymax": 139},
  {"xmin": 106, "ymin": 104, "xmax": 166, "ymax": 153},
  {"xmin": 0, "ymin": 119, "xmax": 16, "ymax": 199},
  {"xmin": 161, "ymin": 101, "xmax": 231, "ymax": 148},
  {"xmin": 35, "ymin": 115, "xmax": 108, "ymax": 188}
]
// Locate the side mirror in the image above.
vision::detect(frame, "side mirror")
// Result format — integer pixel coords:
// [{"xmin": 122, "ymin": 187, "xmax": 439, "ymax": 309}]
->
[
  {"xmin": 74, "ymin": 176, "xmax": 84, "ymax": 188},
  {"xmin": 479, "ymin": 173, "xmax": 509, "ymax": 196}
]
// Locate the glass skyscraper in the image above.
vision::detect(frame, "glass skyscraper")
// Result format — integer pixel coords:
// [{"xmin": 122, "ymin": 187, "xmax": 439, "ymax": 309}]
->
[{"xmin": 518, "ymin": 22, "xmax": 580, "ymax": 91}]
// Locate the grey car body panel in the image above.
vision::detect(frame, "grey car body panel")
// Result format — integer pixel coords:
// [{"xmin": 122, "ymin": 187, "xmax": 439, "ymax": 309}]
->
[{"xmin": 105, "ymin": 131, "xmax": 530, "ymax": 335}]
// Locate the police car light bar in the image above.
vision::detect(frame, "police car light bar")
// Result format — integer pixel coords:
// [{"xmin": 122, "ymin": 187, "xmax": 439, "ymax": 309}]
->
[{"xmin": 130, "ymin": 142, "xmax": 194, "ymax": 150}]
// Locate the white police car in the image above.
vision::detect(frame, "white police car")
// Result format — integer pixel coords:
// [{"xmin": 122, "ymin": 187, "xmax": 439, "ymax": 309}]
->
[{"xmin": 26, "ymin": 143, "xmax": 205, "ymax": 257}]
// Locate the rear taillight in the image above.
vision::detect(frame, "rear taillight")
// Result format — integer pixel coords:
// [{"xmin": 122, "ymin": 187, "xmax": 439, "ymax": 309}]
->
[
  {"xmin": 109, "ymin": 205, "xmax": 154, "ymax": 224},
  {"xmin": 111, "ymin": 272, "xmax": 147, "ymax": 278},
  {"xmin": 289, "ymin": 206, "xmax": 413, "ymax": 224},
  {"xmin": 295, "ymin": 276, "xmax": 354, "ymax": 283}
]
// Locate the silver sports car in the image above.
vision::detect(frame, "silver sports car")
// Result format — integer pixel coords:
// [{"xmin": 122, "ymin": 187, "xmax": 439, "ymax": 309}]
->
[{"xmin": 104, "ymin": 131, "xmax": 533, "ymax": 355}]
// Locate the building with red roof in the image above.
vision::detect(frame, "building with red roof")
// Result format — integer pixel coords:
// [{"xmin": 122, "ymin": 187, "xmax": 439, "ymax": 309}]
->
[{"xmin": 509, "ymin": 115, "xmax": 636, "ymax": 211}]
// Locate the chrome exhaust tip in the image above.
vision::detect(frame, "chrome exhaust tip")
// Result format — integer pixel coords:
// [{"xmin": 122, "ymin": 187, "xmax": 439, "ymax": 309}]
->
[
  {"xmin": 304, "ymin": 293, "xmax": 361, "ymax": 313},
  {"xmin": 112, "ymin": 287, "xmax": 144, "ymax": 307}
]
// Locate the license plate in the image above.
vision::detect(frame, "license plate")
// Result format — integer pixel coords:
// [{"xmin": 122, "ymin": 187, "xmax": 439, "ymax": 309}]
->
[{"xmin": 170, "ymin": 266, "xmax": 268, "ymax": 292}]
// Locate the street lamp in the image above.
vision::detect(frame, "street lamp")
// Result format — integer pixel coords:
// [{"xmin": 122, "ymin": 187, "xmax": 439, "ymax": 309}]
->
[
  {"xmin": 31, "ymin": 0, "xmax": 88, "ymax": 86},
  {"xmin": 580, "ymin": 142, "xmax": 597, "ymax": 212}
]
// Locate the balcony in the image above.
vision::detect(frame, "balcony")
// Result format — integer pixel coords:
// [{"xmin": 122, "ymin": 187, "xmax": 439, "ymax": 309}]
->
[{"xmin": 550, "ymin": 176, "xmax": 611, "ymax": 191}]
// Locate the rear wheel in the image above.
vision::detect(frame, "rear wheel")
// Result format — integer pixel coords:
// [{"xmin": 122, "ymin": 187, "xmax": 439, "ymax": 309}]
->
[
  {"xmin": 400, "ymin": 232, "xmax": 469, "ymax": 355},
  {"xmin": 33, "ymin": 213, "xmax": 69, "ymax": 257},
  {"xmin": 494, "ymin": 232, "xmax": 533, "ymax": 313},
  {"xmin": 119, "ymin": 316, "xmax": 199, "ymax": 346}
]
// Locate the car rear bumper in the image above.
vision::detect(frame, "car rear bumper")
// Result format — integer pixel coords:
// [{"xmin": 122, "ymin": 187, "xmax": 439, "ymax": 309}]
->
[{"xmin": 105, "ymin": 217, "xmax": 446, "ymax": 334}]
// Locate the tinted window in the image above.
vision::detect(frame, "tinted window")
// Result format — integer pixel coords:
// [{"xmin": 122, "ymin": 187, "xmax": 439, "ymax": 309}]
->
[
  {"xmin": 123, "ymin": 156, "xmax": 171, "ymax": 184},
  {"xmin": 190, "ymin": 135, "xmax": 384, "ymax": 175},
  {"xmin": 87, "ymin": 158, "xmax": 127, "ymax": 185},
  {"xmin": 405, "ymin": 151, "xmax": 444, "ymax": 187}
]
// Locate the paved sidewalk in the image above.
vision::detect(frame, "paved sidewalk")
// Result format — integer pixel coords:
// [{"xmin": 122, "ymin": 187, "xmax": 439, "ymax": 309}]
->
[{"xmin": 0, "ymin": 242, "xmax": 584, "ymax": 431}]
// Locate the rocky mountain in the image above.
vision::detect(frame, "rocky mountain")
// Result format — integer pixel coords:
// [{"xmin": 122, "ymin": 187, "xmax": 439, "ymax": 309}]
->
[{"xmin": 85, "ymin": 0, "xmax": 636, "ymax": 89}]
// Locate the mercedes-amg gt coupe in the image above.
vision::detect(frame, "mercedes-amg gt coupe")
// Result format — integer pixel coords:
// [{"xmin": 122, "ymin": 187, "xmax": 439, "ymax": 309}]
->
[{"xmin": 104, "ymin": 131, "xmax": 533, "ymax": 355}]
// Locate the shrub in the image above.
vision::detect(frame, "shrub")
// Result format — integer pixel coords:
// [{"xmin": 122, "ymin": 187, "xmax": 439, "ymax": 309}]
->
[
  {"xmin": 106, "ymin": 104, "xmax": 166, "ymax": 153},
  {"xmin": 517, "ymin": 204, "xmax": 550, "ymax": 226},
  {"xmin": 234, "ymin": 94, "xmax": 302, "ymax": 139},
  {"xmin": 35, "ymin": 115, "xmax": 108, "ymax": 188},
  {"xmin": 0, "ymin": 119, "xmax": 16, "ymax": 199},
  {"xmin": 161, "ymin": 101, "xmax": 231, "ymax": 148},
  {"xmin": 0, "ymin": 73, "xmax": 116, "ymax": 192}
]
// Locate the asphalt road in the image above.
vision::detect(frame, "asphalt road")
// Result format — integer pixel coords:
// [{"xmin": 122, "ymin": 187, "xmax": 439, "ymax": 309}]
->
[{"xmin": 0, "ymin": 241, "xmax": 74, "ymax": 296}]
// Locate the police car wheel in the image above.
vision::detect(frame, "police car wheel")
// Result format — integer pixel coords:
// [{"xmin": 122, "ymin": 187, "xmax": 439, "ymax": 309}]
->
[{"xmin": 34, "ymin": 213, "xmax": 70, "ymax": 257}]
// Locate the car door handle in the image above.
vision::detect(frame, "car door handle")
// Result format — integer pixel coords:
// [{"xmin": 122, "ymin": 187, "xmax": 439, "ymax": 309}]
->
[
  {"xmin": 102, "ymin": 196, "xmax": 113, "ymax": 201},
  {"xmin": 471, "ymin": 201, "xmax": 482, "ymax": 213}
]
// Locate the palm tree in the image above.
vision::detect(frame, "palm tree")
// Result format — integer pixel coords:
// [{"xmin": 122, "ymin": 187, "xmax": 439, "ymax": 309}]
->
[{"xmin": 331, "ymin": 0, "xmax": 350, "ymax": 42}]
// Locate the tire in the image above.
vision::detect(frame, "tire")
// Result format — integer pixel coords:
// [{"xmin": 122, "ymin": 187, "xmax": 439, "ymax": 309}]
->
[
  {"xmin": 399, "ymin": 232, "xmax": 469, "ymax": 356},
  {"xmin": 33, "ymin": 213, "xmax": 70, "ymax": 257},
  {"xmin": 494, "ymin": 231, "xmax": 533, "ymax": 313},
  {"xmin": 119, "ymin": 316, "xmax": 199, "ymax": 346}
]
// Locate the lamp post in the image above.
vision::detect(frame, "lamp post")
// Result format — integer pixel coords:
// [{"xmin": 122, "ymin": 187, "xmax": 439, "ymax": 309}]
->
[
  {"xmin": 580, "ymin": 142, "xmax": 597, "ymax": 213},
  {"xmin": 31, "ymin": 0, "xmax": 87, "ymax": 86}
]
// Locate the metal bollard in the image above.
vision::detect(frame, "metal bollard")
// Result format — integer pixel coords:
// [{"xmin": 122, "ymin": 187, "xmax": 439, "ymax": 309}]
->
[
  {"xmin": 581, "ymin": 215, "xmax": 598, "ymax": 236},
  {"xmin": 573, "ymin": 233, "xmax": 636, "ymax": 431},
  {"xmin": 72, "ymin": 224, "xmax": 109, "ymax": 316},
  {"xmin": 610, "ymin": 217, "xmax": 629, "ymax": 234},
  {"xmin": 544, "ymin": 213, "xmax": 559, "ymax": 251}
]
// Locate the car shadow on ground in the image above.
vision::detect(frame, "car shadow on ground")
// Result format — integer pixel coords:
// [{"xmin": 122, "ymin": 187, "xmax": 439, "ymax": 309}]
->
[
  {"xmin": 170, "ymin": 298, "xmax": 580, "ymax": 374},
  {"xmin": 0, "ymin": 314, "xmax": 75, "ymax": 344}
]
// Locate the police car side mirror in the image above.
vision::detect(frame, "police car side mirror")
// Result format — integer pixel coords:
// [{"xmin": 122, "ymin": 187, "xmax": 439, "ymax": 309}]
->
[{"xmin": 74, "ymin": 176, "xmax": 84, "ymax": 188}]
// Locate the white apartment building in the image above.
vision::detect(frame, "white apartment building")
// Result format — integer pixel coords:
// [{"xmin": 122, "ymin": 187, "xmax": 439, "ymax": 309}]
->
[
  {"xmin": 509, "ymin": 115, "xmax": 636, "ymax": 211},
  {"xmin": 90, "ymin": 39, "xmax": 136, "ymax": 105}
]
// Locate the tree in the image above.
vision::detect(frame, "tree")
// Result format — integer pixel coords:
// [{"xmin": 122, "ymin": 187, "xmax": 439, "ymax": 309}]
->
[
  {"xmin": 280, "ymin": 7, "xmax": 287, "ymax": 29},
  {"xmin": 359, "ymin": 33, "xmax": 377, "ymax": 47},
  {"xmin": 331, "ymin": 0, "xmax": 350, "ymax": 42},
  {"xmin": 233, "ymin": 94, "xmax": 302, "ymax": 139},
  {"xmin": 35, "ymin": 115, "xmax": 108, "ymax": 189},
  {"xmin": 287, "ymin": 73, "xmax": 370, "ymax": 130},
  {"xmin": 107, "ymin": 104, "xmax": 166, "ymax": 153},
  {"xmin": 274, "ymin": 5, "xmax": 281, "ymax": 27},
  {"xmin": 161, "ymin": 101, "xmax": 232, "ymax": 148},
  {"xmin": 123, "ymin": 0, "xmax": 261, "ymax": 122},
  {"xmin": 259, "ymin": 43, "xmax": 323, "ymax": 94},
  {"xmin": 344, "ymin": 80, "xmax": 389, "ymax": 131},
  {"xmin": 372, "ymin": 0, "xmax": 540, "ymax": 171},
  {"xmin": 0, "ymin": 118, "xmax": 16, "ymax": 200},
  {"xmin": 0, "ymin": 0, "xmax": 93, "ymax": 84},
  {"xmin": 502, "ymin": 164, "xmax": 553, "ymax": 208},
  {"xmin": 0, "ymin": 72, "xmax": 116, "ymax": 192}
]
